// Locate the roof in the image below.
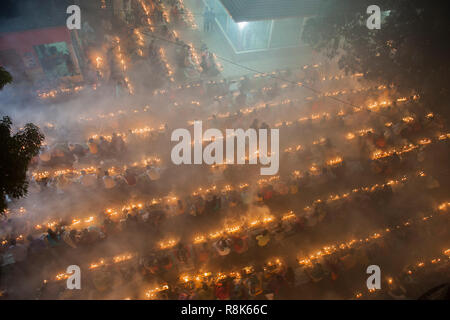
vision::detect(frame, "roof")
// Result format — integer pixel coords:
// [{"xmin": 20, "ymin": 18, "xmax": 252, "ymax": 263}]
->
[
  {"xmin": 0, "ymin": 0, "xmax": 73, "ymax": 34},
  {"xmin": 218, "ymin": 0, "xmax": 325, "ymax": 22}
]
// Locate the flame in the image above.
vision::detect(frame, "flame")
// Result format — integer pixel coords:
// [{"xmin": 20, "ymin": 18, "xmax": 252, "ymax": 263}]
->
[
  {"xmin": 113, "ymin": 253, "xmax": 133, "ymax": 263},
  {"xmin": 145, "ymin": 284, "xmax": 169, "ymax": 299},
  {"xmin": 89, "ymin": 259, "xmax": 105, "ymax": 269},
  {"xmin": 159, "ymin": 239, "xmax": 177, "ymax": 249},
  {"xmin": 402, "ymin": 116, "xmax": 414, "ymax": 123},
  {"xmin": 327, "ymin": 157, "xmax": 343, "ymax": 166},
  {"xmin": 194, "ymin": 235, "xmax": 206, "ymax": 244}
]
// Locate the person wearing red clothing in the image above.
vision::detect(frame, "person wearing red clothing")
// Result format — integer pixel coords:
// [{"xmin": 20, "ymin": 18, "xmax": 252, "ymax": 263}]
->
[
  {"xmin": 215, "ymin": 280, "xmax": 230, "ymax": 300},
  {"xmin": 232, "ymin": 235, "xmax": 248, "ymax": 254},
  {"xmin": 195, "ymin": 243, "xmax": 210, "ymax": 266},
  {"xmin": 123, "ymin": 169, "xmax": 137, "ymax": 186}
]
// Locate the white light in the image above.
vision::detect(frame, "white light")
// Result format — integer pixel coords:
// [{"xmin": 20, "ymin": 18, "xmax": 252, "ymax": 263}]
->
[{"xmin": 238, "ymin": 22, "xmax": 248, "ymax": 30}]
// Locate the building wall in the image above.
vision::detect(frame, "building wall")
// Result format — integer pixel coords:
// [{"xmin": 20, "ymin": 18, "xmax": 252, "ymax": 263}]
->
[
  {"xmin": 0, "ymin": 26, "xmax": 82, "ymax": 82},
  {"xmin": 210, "ymin": 0, "xmax": 306, "ymax": 53}
]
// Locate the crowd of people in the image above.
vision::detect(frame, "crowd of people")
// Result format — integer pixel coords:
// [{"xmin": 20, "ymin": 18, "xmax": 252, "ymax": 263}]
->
[
  {"xmin": 2, "ymin": 171, "xmax": 448, "ymax": 299},
  {"xmin": 1, "ymin": 0, "xmax": 449, "ymax": 300}
]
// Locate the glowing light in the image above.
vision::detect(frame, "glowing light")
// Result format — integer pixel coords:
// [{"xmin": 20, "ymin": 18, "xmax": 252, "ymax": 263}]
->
[{"xmin": 238, "ymin": 22, "xmax": 248, "ymax": 30}]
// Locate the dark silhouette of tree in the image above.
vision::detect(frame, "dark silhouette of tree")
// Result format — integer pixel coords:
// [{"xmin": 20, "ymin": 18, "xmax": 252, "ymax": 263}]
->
[
  {"xmin": 0, "ymin": 66, "xmax": 13, "ymax": 90},
  {"xmin": 302, "ymin": 1, "xmax": 450, "ymax": 119},
  {"xmin": 0, "ymin": 75, "xmax": 44, "ymax": 212},
  {"xmin": 1, "ymin": 46, "xmax": 45, "ymax": 213},
  {"xmin": 0, "ymin": 116, "xmax": 44, "ymax": 213}
]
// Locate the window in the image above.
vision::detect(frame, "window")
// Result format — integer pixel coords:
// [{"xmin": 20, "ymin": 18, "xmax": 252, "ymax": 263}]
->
[
  {"xmin": 34, "ymin": 42, "xmax": 77, "ymax": 79},
  {"xmin": 269, "ymin": 17, "xmax": 304, "ymax": 49}
]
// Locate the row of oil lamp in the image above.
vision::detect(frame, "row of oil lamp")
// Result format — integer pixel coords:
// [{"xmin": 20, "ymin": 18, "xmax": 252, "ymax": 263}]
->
[
  {"xmin": 96, "ymin": 170, "xmax": 425, "ymax": 250},
  {"xmin": 354, "ymin": 248, "xmax": 450, "ymax": 299},
  {"xmin": 32, "ymin": 168, "xmax": 423, "ymax": 264},
  {"xmin": 37, "ymin": 85, "xmax": 87, "ymax": 99},
  {"xmin": 138, "ymin": 0, "xmax": 176, "ymax": 81},
  {"xmin": 78, "ymin": 83, "xmax": 398, "ymax": 145},
  {"xmin": 52, "ymin": 252, "xmax": 135, "ymax": 282},
  {"xmin": 25, "ymin": 124, "xmax": 444, "ymax": 239},
  {"xmin": 270, "ymin": 94, "xmax": 418, "ymax": 131},
  {"xmin": 72, "ymin": 69, "xmax": 373, "ymax": 127},
  {"xmin": 31, "ymin": 156, "xmax": 161, "ymax": 181},
  {"xmin": 24, "ymin": 119, "xmax": 447, "ymax": 243},
  {"xmin": 371, "ymin": 133, "xmax": 449, "ymax": 160},
  {"xmin": 142, "ymin": 199, "xmax": 449, "ymax": 299},
  {"xmin": 17, "ymin": 162, "xmax": 420, "ymax": 255},
  {"xmin": 113, "ymin": 36, "xmax": 134, "ymax": 94},
  {"xmin": 77, "ymin": 87, "xmax": 417, "ymax": 157},
  {"xmin": 45, "ymin": 185, "xmax": 448, "ymax": 292},
  {"xmin": 78, "ymin": 83, "xmax": 395, "ymax": 151},
  {"xmin": 151, "ymin": 65, "xmax": 318, "ymax": 96},
  {"xmin": 18, "ymin": 100, "xmax": 444, "ymax": 244},
  {"xmin": 71, "ymin": 63, "xmax": 348, "ymax": 124},
  {"xmin": 33, "ymin": 107, "xmax": 445, "ymax": 185}
]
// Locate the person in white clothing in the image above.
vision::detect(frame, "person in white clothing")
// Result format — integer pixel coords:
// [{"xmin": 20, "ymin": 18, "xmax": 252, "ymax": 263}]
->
[{"xmin": 103, "ymin": 171, "xmax": 116, "ymax": 189}]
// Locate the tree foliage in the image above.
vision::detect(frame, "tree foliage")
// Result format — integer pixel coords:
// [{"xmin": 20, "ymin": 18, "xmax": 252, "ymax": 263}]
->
[
  {"xmin": 0, "ymin": 116, "xmax": 44, "ymax": 213},
  {"xmin": 302, "ymin": 0, "xmax": 450, "ymax": 118},
  {"xmin": 0, "ymin": 66, "xmax": 13, "ymax": 90}
]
